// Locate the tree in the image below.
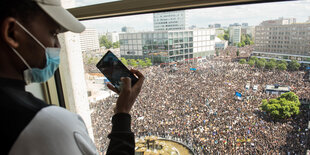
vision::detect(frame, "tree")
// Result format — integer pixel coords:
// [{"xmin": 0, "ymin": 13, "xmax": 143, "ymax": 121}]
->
[
  {"xmin": 260, "ymin": 58, "xmax": 267, "ymax": 64},
  {"xmin": 120, "ymin": 57, "xmax": 128, "ymax": 66},
  {"xmin": 277, "ymin": 63, "xmax": 287, "ymax": 71},
  {"xmin": 241, "ymin": 42, "xmax": 245, "ymax": 47},
  {"xmin": 260, "ymin": 92, "xmax": 300, "ymax": 119},
  {"xmin": 250, "ymin": 56, "xmax": 258, "ymax": 63},
  {"xmin": 256, "ymin": 59, "xmax": 265, "ymax": 69},
  {"xmin": 270, "ymin": 58, "xmax": 276, "ymax": 63},
  {"xmin": 128, "ymin": 59, "xmax": 138, "ymax": 67},
  {"xmin": 223, "ymin": 30, "xmax": 229, "ymax": 41},
  {"xmin": 241, "ymin": 34, "xmax": 253, "ymax": 46},
  {"xmin": 145, "ymin": 58, "xmax": 152, "ymax": 67},
  {"xmin": 239, "ymin": 59, "xmax": 246, "ymax": 64},
  {"xmin": 112, "ymin": 41, "xmax": 120, "ymax": 49},
  {"xmin": 217, "ymin": 34, "xmax": 224, "ymax": 40},
  {"xmin": 279, "ymin": 60, "xmax": 288, "ymax": 66},
  {"xmin": 265, "ymin": 61, "xmax": 276, "ymax": 70},
  {"xmin": 237, "ymin": 42, "xmax": 242, "ymax": 47},
  {"xmin": 236, "ymin": 50, "xmax": 240, "ymax": 57},
  {"xmin": 248, "ymin": 60, "xmax": 255, "ymax": 67},
  {"xmin": 137, "ymin": 59, "xmax": 147, "ymax": 67},
  {"xmin": 244, "ymin": 35, "xmax": 251, "ymax": 45},
  {"xmin": 288, "ymin": 60, "xmax": 301, "ymax": 71},
  {"xmin": 99, "ymin": 35, "xmax": 112, "ymax": 49}
]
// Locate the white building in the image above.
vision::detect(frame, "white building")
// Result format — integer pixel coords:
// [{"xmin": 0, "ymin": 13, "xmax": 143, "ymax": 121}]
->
[
  {"xmin": 79, "ymin": 28, "xmax": 100, "ymax": 52},
  {"xmin": 229, "ymin": 26, "xmax": 241, "ymax": 45},
  {"xmin": 119, "ymin": 29, "xmax": 216, "ymax": 63},
  {"xmin": 215, "ymin": 37, "xmax": 228, "ymax": 50},
  {"xmin": 106, "ymin": 32, "xmax": 119, "ymax": 43},
  {"xmin": 153, "ymin": 10, "xmax": 187, "ymax": 31},
  {"xmin": 253, "ymin": 18, "xmax": 310, "ymax": 64}
]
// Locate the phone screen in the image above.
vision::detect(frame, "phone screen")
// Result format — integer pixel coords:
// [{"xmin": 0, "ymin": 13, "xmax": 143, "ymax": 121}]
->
[{"xmin": 96, "ymin": 51, "xmax": 138, "ymax": 90}]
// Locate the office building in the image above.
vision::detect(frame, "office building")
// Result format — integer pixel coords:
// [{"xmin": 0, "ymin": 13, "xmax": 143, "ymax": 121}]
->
[
  {"xmin": 119, "ymin": 29, "xmax": 216, "ymax": 63},
  {"xmin": 79, "ymin": 28, "xmax": 100, "ymax": 52},
  {"xmin": 229, "ymin": 23, "xmax": 241, "ymax": 27},
  {"xmin": 209, "ymin": 24, "xmax": 221, "ymax": 28},
  {"xmin": 242, "ymin": 23, "xmax": 249, "ymax": 27},
  {"xmin": 153, "ymin": 10, "xmax": 187, "ymax": 31},
  {"xmin": 253, "ymin": 18, "xmax": 310, "ymax": 64},
  {"xmin": 106, "ymin": 32, "xmax": 119, "ymax": 43},
  {"xmin": 215, "ymin": 37, "xmax": 228, "ymax": 50},
  {"xmin": 121, "ymin": 26, "xmax": 135, "ymax": 33},
  {"xmin": 229, "ymin": 26, "xmax": 241, "ymax": 45}
]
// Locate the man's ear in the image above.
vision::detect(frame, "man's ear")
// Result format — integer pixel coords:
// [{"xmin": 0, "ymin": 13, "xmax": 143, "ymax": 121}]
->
[{"xmin": 1, "ymin": 17, "xmax": 19, "ymax": 48}]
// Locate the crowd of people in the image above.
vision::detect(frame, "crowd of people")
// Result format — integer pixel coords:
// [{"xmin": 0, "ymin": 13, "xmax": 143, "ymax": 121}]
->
[{"xmin": 89, "ymin": 59, "xmax": 310, "ymax": 154}]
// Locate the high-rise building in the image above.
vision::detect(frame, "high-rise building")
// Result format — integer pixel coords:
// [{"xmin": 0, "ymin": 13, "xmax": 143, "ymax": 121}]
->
[
  {"xmin": 214, "ymin": 24, "xmax": 221, "ymax": 28},
  {"xmin": 229, "ymin": 26, "xmax": 241, "ymax": 45},
  {"xmin": 253, "ymin": 18, "xmax": 310, "ymax": 64},
  {"xmin": 242, "ymin": 23, "xmax": 249, "ymax": 27},
  {"xmin": 153, "ymin": 10, "xmax": 187, "ymax": 31},
  {"xmin": 229, "ymin": 23, "xmax": 241, "ymax": 27},
  {"xmin": 79, "ymin": 28, "xmax": 100, "ymax": 52},
  {"xmin": 119, "ymin": 29, "xmax": 216, "ymax": 63},
  {"xmin": 106, "ymin": 32, "xmax": 119, "ymax": 43},
  {"xmin": 208, "ymin": 24, "xmax": 215, "ymax": 28},
  {"xmin": 209, "ymin": 24, "xmax": 221, "ymax": 28},
  {"xmin": 121, "ymin": 26, "xmax": 135, "ymax": 33}
]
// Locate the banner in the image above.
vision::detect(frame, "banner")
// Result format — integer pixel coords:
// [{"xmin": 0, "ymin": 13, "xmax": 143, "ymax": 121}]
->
[{"xmin": 190, "ymin": 68, "xmax": 197, "ymax": 71}]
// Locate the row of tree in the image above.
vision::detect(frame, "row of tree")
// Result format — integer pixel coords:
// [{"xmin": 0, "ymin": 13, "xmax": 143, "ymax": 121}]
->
[
  {"xmin": 239, "ymin": 57, "xmax": 301, "ymax": 71},
  {"xmin": 99, "ymin": 35, "xmax": 120, "ymax": 49},
  {"xmin": 260, "ymin": 92, "xmax": 300, "ymax": 119},
  {"xmin": 120, "ymin": 57, "xmax": 152, "ymax": 67}
]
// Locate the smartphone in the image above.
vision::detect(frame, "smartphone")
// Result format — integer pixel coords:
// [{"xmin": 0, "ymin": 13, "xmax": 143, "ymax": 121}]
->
[{"xmin": 96, "ymin": 51, "xmax": 138, "ymax": 91}]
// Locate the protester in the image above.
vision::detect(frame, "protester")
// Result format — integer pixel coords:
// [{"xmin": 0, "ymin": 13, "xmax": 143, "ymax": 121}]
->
[{"xmin": 90, "ymin": 59, "xmax": 310, "ymax": 154}]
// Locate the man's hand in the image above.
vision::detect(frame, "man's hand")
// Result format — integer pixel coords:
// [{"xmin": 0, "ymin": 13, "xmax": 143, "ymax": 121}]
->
[{"xmin": 107, "ymin": 69, "xmax": 145, "ymax": 114}]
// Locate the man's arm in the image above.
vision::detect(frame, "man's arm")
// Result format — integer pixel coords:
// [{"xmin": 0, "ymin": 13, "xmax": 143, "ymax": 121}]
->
[
  {"xmin": 106, "ymin": 69, "xmax": 144, "ymax": 155},
  {"xmin": 106, "ymin": 113, "xmax": 134, "ymax": 155}
]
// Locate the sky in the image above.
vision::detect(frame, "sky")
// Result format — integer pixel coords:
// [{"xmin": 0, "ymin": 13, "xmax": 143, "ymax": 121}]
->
[{"xmin": 74, "ymin": 0, "xmax": 310, "ymax": 33}]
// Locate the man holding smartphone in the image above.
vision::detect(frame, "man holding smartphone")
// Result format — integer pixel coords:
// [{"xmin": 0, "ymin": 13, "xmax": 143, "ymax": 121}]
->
[{"xmin": 0, "ymin": 0, "xmax": 144, "ymax": 154}]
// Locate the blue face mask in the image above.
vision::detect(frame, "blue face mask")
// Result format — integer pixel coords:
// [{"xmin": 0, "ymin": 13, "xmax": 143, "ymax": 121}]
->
[{"xmin": 10, "ymin": 21, "xmax": 60, "ymax": 84}]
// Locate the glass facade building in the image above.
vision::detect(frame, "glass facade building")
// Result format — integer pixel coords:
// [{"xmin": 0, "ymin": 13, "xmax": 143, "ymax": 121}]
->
[{"xmin": 119, "ymin": 29, "xmax": 216, "ymax": 63}]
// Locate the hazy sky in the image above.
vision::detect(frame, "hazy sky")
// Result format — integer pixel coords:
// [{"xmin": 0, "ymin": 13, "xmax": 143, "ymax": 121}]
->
[{"xmin": 74, "ymin": 0, "xmax": 310, "ymax": 33}]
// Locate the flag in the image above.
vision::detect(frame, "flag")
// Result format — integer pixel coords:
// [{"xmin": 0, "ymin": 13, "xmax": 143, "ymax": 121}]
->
[{"xmin": 235, "ymin": 92, "xmax": 242, "ymax": 97}]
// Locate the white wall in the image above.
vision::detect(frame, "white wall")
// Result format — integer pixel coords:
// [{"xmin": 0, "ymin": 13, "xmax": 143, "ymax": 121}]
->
[{"xmin": 59, "ymin": 0, "xmax": 94, "ymax": 141}]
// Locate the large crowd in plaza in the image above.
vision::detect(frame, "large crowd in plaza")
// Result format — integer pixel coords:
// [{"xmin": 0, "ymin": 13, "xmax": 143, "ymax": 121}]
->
[{"xmin": 89, "ymin": 49, "xmax": 310, "ymax": 154}]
